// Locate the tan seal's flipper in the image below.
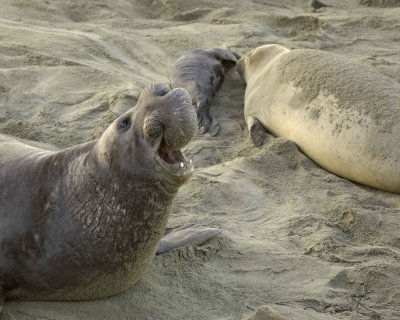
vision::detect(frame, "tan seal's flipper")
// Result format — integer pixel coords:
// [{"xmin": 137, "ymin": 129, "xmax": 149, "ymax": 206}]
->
[
  {"xmin": 248, "ymin": 115, "xmax": 268, "ymax": 147},
  {"xmin": 156, "ymin": 224, "xmax": 222, "ymax": 254}
]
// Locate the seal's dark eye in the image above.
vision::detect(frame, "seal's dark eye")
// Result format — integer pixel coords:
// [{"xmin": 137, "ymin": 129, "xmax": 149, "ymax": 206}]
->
[{"xmin": 119, "ymin": 118, "xmax": 131, "ymax": 131}]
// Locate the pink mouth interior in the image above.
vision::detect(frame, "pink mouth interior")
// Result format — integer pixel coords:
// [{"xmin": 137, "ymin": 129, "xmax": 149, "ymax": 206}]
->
[{"xmin": 159, "ymin": 139, "xmax": 178, "ymax": 164}]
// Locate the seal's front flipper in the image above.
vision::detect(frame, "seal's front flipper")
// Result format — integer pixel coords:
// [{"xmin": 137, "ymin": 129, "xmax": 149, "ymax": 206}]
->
[
  {"xmin": 197, "ymin": 101, "xmax": 220, "ymax": 136},
  {"xmin": 206, "ymin": 117, "xmax": 220, "ymax": 137},
  {"xmin": 248, "ymin": 115, "xmax": 267, "ymax": 147},
  {"xmin": 156, "ymin": 224, "xmax": 222, "ymax": 254}
]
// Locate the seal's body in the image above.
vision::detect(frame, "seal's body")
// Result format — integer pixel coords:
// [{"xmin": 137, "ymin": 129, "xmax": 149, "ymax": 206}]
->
[
  {"xmin": 0, "ymin": 83, "xmax": 198, "ymax": 309},
  {"xmin": 171, "ymin": 48, "xmax": 240, "ymax": 136},
  {"xmin": 238, "ymin": 44, "xmax": 400, "ymax": 194}
]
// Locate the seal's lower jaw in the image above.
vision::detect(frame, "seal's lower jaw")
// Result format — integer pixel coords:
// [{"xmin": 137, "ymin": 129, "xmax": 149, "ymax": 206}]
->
[{"xmin": 155, "ymin": 137, "xmax": 193, "ymax": 181}]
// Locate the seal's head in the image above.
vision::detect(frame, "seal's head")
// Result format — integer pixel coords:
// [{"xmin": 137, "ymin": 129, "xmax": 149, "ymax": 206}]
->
[
  {"xmin": 207, "ymin": 48, "xmax": 241, "ymax": 70},
  {"xmin": 237, "ymin": 44, "xmax": 289, "ymax": 83},
  {"xmin": 96, "ymin": 83, "xmax": 198, "ymax": 187}
]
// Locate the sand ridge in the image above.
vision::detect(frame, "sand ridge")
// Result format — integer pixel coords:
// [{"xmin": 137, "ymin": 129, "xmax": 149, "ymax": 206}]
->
[{"xmin": 1, "ymin": 0, "xmax": 400, "ymax": 319}]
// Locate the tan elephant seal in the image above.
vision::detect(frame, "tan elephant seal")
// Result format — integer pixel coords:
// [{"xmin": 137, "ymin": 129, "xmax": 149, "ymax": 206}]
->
[
  {"xmin": 237, "ymin": 44, "xmax": 400, "ymax": 194},
  {"xmin": 0, "ymin": 83, "xmax": 220, "ymax": 314}
]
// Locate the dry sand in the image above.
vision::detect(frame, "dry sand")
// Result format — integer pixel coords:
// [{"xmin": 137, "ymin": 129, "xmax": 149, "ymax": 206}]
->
[{"xmin": 1, "ymin": 0, "xmax": 400, "ymax": 319}]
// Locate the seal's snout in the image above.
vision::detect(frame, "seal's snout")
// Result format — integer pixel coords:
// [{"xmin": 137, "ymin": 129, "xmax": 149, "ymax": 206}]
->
[
  {"xmin": 142, "ymin": 84, "xmax": 197, "ymax": 148},
  {"xmin": 141, "ymin": 83, "xmax": 196, "ymax": 148},
  {"xmin": 151, "ymin": 83, "xmax": 170, "ymax": 97},
  {"xmin": 168, "ymin": 87, "xmax": 193, "ymax": 105},
  {"xmin": 162, "ymin": 87, "xmax": 197, "ymax": 151},
  {"xmin": 140, "ymin": 83, "xmax": 197, "ymax": 178}
]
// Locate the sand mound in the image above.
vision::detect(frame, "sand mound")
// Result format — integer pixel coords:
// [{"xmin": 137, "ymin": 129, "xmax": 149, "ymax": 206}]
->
[
  {"xmin": 272, "ymin": 15, "xmax": 329, "ymax": 36},
  {"xmin": 360, "ymin": 0, "xmax": 400, "ymax": 7}
]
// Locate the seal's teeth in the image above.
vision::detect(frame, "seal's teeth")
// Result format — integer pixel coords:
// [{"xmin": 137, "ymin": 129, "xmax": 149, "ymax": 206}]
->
[{"xmin": 180, "ymin": 162, "xmax": 184, "ymax": 168}]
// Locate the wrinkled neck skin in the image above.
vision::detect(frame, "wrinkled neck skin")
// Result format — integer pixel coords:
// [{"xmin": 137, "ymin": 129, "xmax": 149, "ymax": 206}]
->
[
  {"xmin": 26, "ymin": 139, "xmax": 181, "ymax": 274},
  {"xmin": 61, "ymin": 141, "xmax": 179, "ymax": 252}
]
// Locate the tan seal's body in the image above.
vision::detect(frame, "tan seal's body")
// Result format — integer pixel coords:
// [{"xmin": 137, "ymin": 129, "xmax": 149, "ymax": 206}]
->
[{"xmin": 238, "ymin": 44, "xmax": 400, "ymax": 193}]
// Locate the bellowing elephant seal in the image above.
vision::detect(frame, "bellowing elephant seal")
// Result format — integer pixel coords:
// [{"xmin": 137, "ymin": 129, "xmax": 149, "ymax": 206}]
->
[
  {"xmin": 170, "ymin": 48, "xmax": 240, "ymax": 136},
  {"xmin": 237, "ymin": 44, "xmax": 400, "ymax": 194},
  {"xmin": 0, "ymin": 83, "xmax": 219, "ymax": 313}
]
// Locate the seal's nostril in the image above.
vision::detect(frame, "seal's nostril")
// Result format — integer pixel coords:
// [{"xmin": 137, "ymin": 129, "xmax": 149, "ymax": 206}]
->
[{"xmin": 152, "ymin": 83, "xmax": 170, "ymax": 97}]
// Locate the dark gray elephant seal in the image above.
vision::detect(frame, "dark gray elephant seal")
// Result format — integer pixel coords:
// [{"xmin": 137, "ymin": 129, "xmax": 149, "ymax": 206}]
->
[
  {"xmin": 170, "ymin": 48, "xmax": 240, "ymax": 136},
  {"xmin": 0, "ymin": 83, "xmax": 219, "ymax": 312}
]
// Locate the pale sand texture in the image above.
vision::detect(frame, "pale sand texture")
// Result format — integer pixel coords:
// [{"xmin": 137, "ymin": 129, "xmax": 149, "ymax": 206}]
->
[{"xmin": 0, "ymin": 0, "xmax": 400, "ymax": 319}]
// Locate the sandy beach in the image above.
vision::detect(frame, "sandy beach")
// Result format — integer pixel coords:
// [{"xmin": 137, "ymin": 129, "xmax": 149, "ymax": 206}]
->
[{"xmin": 1, "ymin": 0, "xmax": 400, "ymax": 319}]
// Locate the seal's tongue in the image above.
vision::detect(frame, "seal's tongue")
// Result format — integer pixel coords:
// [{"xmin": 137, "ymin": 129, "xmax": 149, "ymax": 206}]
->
[{"xmin": 159, "ymin": 139, "xmax": 178, "ymax": 164}]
